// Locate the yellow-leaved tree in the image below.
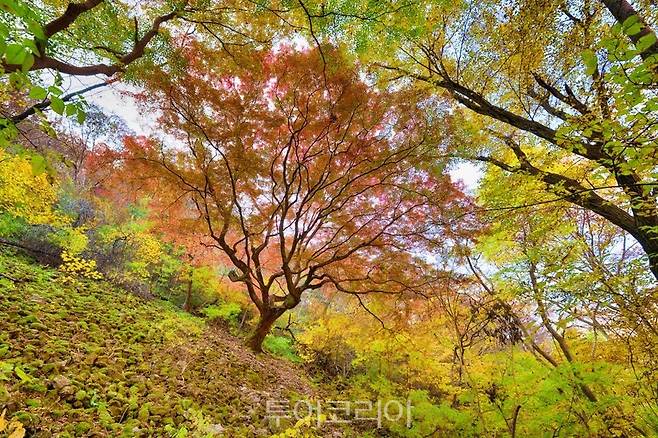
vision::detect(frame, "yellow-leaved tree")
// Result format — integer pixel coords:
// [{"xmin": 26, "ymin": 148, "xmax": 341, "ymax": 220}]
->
[{"xmin": 0, "ymin": 149, "xmax": 64, "ymax": 228}]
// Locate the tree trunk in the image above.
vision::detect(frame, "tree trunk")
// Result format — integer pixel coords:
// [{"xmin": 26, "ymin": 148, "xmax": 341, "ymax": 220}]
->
[
  {"xmin": 248, "ymin": 310, "xmax": 282, "ymax": 353},
  {"xmin": 634, "ymin": 233, "xmax": 658, "ymax": 281},
  {"xmin": 483, "ymin": 150, "xmax": 658, "ymax": 282},
  {"xmin": 600, "ymin": 0, "xmax": 658, "ymax": 61},
  {"xmin": 530, "ymin": 264, "xmax": 599, "ymax": 403},
  {"xmin": 651, "ymin": 255, "xmax": 658, "ymax": 284},
  {"xmin": 182, "ymin": 278, "xmax": 193, "ymax": 312}
]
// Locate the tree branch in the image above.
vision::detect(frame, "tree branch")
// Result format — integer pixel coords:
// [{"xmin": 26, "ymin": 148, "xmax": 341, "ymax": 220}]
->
[
  {"xmin": 11, "ymin": 80, "xmax": 113, "ymax": 123},
  {"xmin": 4, "ymin": 8, "xmax": 179, "ymax": 77}
]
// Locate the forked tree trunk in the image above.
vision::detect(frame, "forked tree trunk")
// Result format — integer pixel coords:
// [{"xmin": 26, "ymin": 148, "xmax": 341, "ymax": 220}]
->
[{"xmin": 248, "ymin": 310, "xmax": 282, "ymax": 353}]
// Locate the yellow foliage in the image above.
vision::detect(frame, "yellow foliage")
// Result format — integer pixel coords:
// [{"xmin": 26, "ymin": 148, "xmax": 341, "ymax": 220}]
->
[
  {"xmin": 0, "ymin": 150, "xmax": 65, "ymax": 226},
  {"xmin": 0, "ymin": 409, "xmax": 25, "ymax": 438},
  {"xmin": 269, "ymin": 414, "xmax": 326, "ymax": 438},
  {"xmin": 98, "ymin": 224, "xmax": 165, "ymax": 280},
  {"xmin": 129, "ymin": 233, "xmax": 164, "ymax": 279},
  {"xmin": 300, "ymin": 304, "xmax": 458, "ymax": 394},
  {"xmin": 59, "ymin": 251, "xmax": 103, "ymax": 282},
  {"xmin": 49, "ymin": 226, "xmax": 89, "ymax": 255}
]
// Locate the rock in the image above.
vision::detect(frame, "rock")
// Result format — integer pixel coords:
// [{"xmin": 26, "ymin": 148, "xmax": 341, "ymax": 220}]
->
[
  {"xmin": 98, "ymin": 407, "xmax": 113, "ymax": 425},
  {"xmin": 19, "ymin": 314, "xmax": 39, "ymax": 325},
  {"xmin": 59, "ymin": 385, "xmax": 77, "ymax": 400},
  {"xmin": 51, "ymin": 410, "xmax": 65, "ymax": 418},
  {"xmin": 52, "ymin": 375, "xmax": 71, "ymax": 390},
  {"xmin": 0, "ymin": 386, "xmax": 9, "ymax": 404},
  {"xmin": 138, "ymin": 403, "xmax": 150, "ymax": 422},
  {"xmin": 207, "ymin": 423, "xmax": 224, "ymax": 435},
  {"xmin": 12, "ymin": 411, "xmax": 38, "ymax": 427}
]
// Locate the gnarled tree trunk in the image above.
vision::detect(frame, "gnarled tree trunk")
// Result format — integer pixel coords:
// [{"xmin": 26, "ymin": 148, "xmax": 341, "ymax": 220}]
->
[{"xmin": 247, "ymin": 309, "xmax": 284, "ymax": 353}]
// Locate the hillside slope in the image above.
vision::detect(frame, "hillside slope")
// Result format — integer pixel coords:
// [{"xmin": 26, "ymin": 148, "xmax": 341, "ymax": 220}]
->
[{"xmin": 0, "ymin": 250, "xmax": 328, "ymax": 437}]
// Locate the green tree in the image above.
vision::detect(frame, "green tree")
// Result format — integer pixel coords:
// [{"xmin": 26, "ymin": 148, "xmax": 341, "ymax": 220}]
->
[{"xmin": 285, "ymin": 0, "xmax": 658, "ymax": 280}]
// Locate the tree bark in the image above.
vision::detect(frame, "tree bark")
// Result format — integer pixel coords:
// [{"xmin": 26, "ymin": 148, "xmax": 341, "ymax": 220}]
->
[
  {"xmin": 635, "ymin": 234, "xmax": 658, "ymax": 281},
  {"xmin": 476, "ymin": 140, "xmax": 658, "ymax": 282},
  {"xmin": 529, "ymin": 263, "xmax": 599, "ymax": 403},
  {"xmin": 600, "ymin": 0, "xmax": 658, "ymax": 61},
  {"xmin": 43, "ymin": 0, "xmax": 104, "ymax": 38},
  {"xmin": 3, "ymin": 8, "xmax": 178, "ymax": 77},
  {"xmin": 405, "ymin": 33, "xmax": 658, "ymax": 281},
  {"xmin": 182, "ymin": 278, "xmax": 193, "ymax": 312},
  {"xmin": 247, "ymin": 310, "xmax": 283, "ymax": 353},
  {"xmin": 11, "ymin": 81, "xmax": 110, "ymax": 124}
]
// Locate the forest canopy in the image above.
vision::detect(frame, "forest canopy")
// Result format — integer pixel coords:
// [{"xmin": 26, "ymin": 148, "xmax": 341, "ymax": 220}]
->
[{"xmin": 1, "ymin": 0, "xmax": 657, "ymax": 437}]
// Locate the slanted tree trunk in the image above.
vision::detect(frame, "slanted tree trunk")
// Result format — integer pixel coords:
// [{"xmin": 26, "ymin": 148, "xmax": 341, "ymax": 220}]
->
[
  {"xmin": 248, "ymin": 309, "xmax": 284, "ymax": 353},
  {"xmin": 529, "ymin": 263, "xmax": 599, "ymax": 403},
  {"xmin": 182, "ymin": 277, "xmax": 193, "ymax": 313},
  {"xmin": 635, "ymin": 234, "xmax": 658, "ymax": 282},
  {"xmin": 474, "ymin": 139, "xmax": 658, "ymax": 282}
]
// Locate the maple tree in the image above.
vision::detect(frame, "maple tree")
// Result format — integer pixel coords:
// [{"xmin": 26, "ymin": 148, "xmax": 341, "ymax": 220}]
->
[
  {"xmin": 123, "ymin": 44, "xmax": 471, "ymax": 351},
  {"xmin": 1, "ymin": 1, "xmax": 658, "ymax": 436}
]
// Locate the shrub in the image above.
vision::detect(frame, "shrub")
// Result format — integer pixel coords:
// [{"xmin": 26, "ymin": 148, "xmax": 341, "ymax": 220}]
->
[
  {"xmin": 263, "ymin": 335, "xmax": 300, "ymax": 363},
  {"xmin": 270, "ymin": 414, "xmax": 326, "ymax": 438},
  {"xmin": 202, "ymin": 302, "xmax": 242, "ymax": 327},
  {"xmin": 0, "ymin": 149, "xmax": 64, "ymax": 227},
  {"xmin": 0, "ymin": 212, "xmax": 28, "ymax": 238},
  {"xmin": 298, "ymin": 316, "xmax": 357, "ymax": 377},
  {"xmin": 389, "ymin": 390, "xmax": 473, "ymax": 437},
  {"xmin": 59, "ymin": 251, "xmax": 103, "ymax": 283}
]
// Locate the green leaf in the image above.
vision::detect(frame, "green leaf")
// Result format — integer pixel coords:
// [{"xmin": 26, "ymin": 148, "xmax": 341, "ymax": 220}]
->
[
  {"xmin": 0, "ymin": 0, "xmax": 19, "ymax": 15},
  {"xmin": 625, "ymin": 22, "xmax": 642, "ymax": 36},
  {"xmin": 28, "ymin": 86, "xmax": 47, "ymax": 100},
  {"xmin": 581, "ymin": 49, "xmax": 598, "ymax": 75},
  {"xmin": 51, "ymin": 96, "xmax": 65, "ymax": 115},
  {"xmin": 4, "ymin": 43, "xmax": 26, "ymax": 65},
  {"xmin": 14, "ymin": 366, "xmax": 31, "ymax": 382},
  {"xmin": 622, "ymin": 15, "xmax": 640, "ymax": 29},
  {"xmin": 0, "ymin": 22, "xmax": 9, "ymax": 39},
  {"xmin": 26, "ymin": 18, "xmax": 46, "ymax": 41},
  {"xmin": 65, "ymin": 103, "xmax": 77, "ymax": 116},
  {"xmin": 76, "ymin": 108, "xmax": 86, "ymax": 125},
  {"xmin": 636, "ymin": 33, "xmax": 657, "ymax": 52},
  {"xmin": 30, "ymin": 154, "xmax": 46, "ymax": 175},
  {"xmin": 23, "ymin": 38, "xmax": 39, "ymax": 55},
  {"xmin": 21, "ymin": 52, "xmax": 34, "ymax": 71},
  {"xmin": 48, "ymin": 85, "xmax": 63, "ymax": 96}
]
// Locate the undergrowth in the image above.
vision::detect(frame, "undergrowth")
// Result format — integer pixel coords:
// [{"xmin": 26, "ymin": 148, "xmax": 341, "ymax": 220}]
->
[{"xmin": 0, "ymin": 250, "xmax": 318, "ymax": 437}]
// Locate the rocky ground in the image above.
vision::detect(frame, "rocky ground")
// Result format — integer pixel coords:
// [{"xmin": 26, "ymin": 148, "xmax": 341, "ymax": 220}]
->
[{"xmin": 0, "ymin": 250, "xmax": 345, "ymax": 437}]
